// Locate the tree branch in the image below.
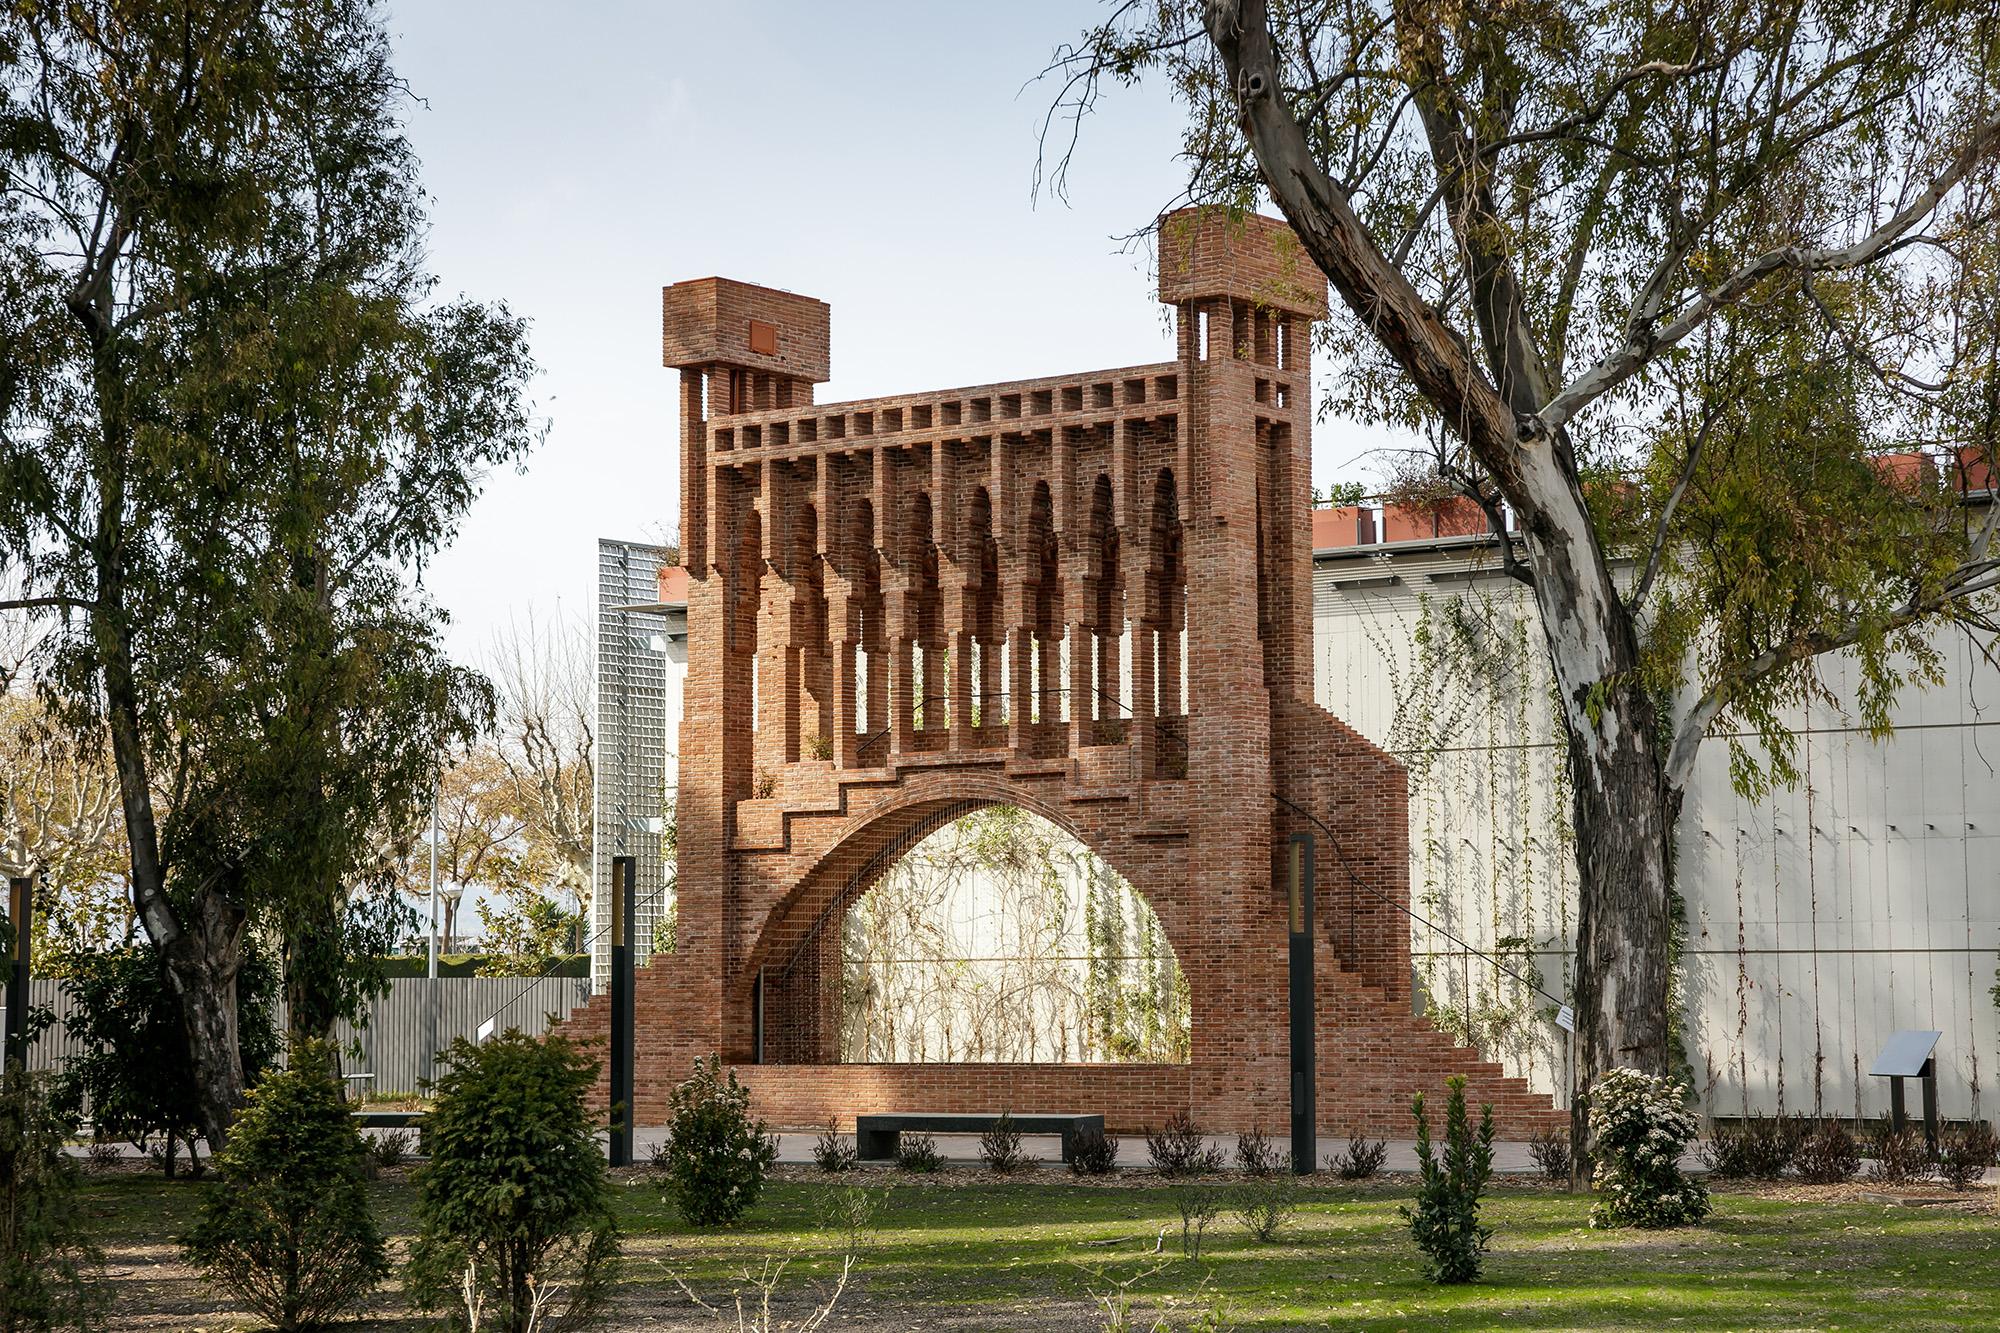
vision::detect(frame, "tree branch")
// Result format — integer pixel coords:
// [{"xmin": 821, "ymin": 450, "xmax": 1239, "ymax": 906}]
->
[
  {"xmin": 1627, "ymin": 405, "xmax": 1720, "ymax": 615},
  {"xmin": 1544, "ymin": 111, "xmax": 2000, "ymax": 433}
]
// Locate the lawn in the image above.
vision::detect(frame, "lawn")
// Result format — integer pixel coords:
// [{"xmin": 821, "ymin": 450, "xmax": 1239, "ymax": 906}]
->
[{"xmin": 83, "ymin": 1166, "xmax": 2000, "ymax": 1330}]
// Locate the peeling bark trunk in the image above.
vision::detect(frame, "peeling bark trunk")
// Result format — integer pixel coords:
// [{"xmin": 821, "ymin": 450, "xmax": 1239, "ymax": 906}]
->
[{"xmin": 92, "ymin": 427, "xmax": 248, "ymax": 1153}]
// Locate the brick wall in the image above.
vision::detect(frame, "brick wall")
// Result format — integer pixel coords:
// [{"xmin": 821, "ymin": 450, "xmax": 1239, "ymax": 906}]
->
[{"xmin": 551, "ymin": 206, "xmax": 1562, "ymax": 1142}]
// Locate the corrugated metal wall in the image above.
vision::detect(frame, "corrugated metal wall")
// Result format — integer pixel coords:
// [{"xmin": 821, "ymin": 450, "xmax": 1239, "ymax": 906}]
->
[
  {"xmin": 7, "ymin": 974, "xmax": 588, "ymax": 1101},
  {"xmin": 1314, "ymin": 547, "xmax": 2000, "ymax": 1121}
]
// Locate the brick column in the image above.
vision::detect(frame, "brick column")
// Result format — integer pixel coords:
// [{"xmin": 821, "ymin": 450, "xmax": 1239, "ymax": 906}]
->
[
  {"xmin": 828, "ymin": 591, "xmax": 859, "ymax": 767},
  {"xmin": 888, "ymin": 587, "xmax": 918, "ymax": 757},
  {"xmin": 1131, "ymin": 619, "xmax": 1156, "ymax": 776},
  {"xmin": 1066, "ymin": 619, "xmax": 1093, "ymax": 751}
]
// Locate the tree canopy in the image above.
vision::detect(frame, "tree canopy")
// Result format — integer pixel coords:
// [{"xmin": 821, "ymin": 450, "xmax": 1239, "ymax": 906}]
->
[
  {"xmin": 0, "ymin": 0, "xmax": 540, "ymax": 1141},
  {"xmin": 1046, "ymin": 0, "xmax": 1999, "ymax": 1126}
]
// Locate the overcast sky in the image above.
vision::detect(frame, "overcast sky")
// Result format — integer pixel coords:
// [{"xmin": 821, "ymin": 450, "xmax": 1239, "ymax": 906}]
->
[{"xmin": 389, "ymin": 0, "xmax": 1384, "ymax": 665}]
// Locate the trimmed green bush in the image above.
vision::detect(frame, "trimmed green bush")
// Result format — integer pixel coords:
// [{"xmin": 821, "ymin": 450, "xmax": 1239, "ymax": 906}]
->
[
  {"xmin": 1402, "ymin": 1077, "xmax": 1494, "ymax": 1283},
  {"xmin": 657, "ymin": 1055, "xmax": 778, "ymax": 1226},
  {"xmin": 0, "ymin": 1072, "xmax": 105, "ymax": 1333},
  {"xmin": 1587, "ymin": 1068, "xmax": 1710, "ymax": 1229},
  {"xmin": 181, "ymin": 1045, "xmax": 387, "ymax": 1331},
  {"xmin": 406, "ymin": 1031, "xmax": 618, "ymax": 1332}
]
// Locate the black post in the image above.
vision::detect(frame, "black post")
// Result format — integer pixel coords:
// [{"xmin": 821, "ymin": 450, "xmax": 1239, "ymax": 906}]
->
[
  {"xmin": 5, "ymin": 876, "xmax": 31, "ymax": 1072},
  {"xmin": 1920, "ymin": 1058, "xmax": 1940, "ymax": 1153},
  {"xmin": 1890, "ymin": 1076, "xmax": 1908, "ymax": 1135},
  {"xmin": 609, "ymin": 856, "xmax": 636, "ymax": 1167},
  {"xmin": 1287, "ymin": 833, "xmax": 1316, "ymax": 1175}
]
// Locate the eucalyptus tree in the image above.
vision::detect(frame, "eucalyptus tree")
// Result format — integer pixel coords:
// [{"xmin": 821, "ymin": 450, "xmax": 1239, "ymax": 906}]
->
[
  {"xmin": 0, "ymin": 1, "xmax": 538, "ymax": 1143},
  {"xmin": 1048, "ymin": 0, "xmax": 2000, "ymax": 1137}
]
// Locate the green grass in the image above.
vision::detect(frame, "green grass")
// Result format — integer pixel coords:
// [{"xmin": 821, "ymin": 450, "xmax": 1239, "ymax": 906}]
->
[{"xmin": 79, "ymin": 1170, "xmax": 2000, "ymax": 1329}]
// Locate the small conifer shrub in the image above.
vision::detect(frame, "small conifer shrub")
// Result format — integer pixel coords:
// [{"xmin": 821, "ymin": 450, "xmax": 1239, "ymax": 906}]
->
[
  {"xmin": 182, "ymin": 1045, "xmax": 388, "ymax": 1331},
  {"xmin": 405, "ymin": 1030, "xmax": 619, "ymax": 1332},
  {"xmin": 1401, "ymin": 1077, "xmax": 1495, "ymax": 1283}
]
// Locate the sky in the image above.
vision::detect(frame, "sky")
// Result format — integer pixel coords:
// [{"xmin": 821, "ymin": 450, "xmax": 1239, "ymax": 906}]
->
[{"xmin": 388, "ymin": 0, "xmax": 1384, "ymax": 665}]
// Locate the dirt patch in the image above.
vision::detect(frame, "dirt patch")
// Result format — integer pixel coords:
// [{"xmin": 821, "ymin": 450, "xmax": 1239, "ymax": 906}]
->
[{"xmin": 1711, "ymin": 1179, "xmax": 1995, "ymax": 1211}]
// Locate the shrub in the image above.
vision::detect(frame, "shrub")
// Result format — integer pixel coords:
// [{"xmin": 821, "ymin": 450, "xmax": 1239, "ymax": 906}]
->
[
  {"xmin": 1401, "ymin": 1077, "xmax": 1494, "ymax": 1283},
  {"xmin": 1792, "ymin": 1119, "xmax": 1861, "ymax": 1185},
  {"xmin": 1709, "ymin": 1113, "xmax": 1804, "ymax": 1179},
  {"xmin": 657, "ymin": 1055, "xmax": 779, "ymax": 1226},
  {"xmin": 812, "ymin": 1182, "xmax": 890, "ymax": 1257},
  {"xmin": 371, "ymin": 1127, "xmax": 414, "ymax": 1170},
  {"xmin": 980, "ymin": 1113, "xmax": 1030, "ymax": 1173},
  {"xmin": 896, "ymin": 1132, "xmax": 942, "ymax": 1173},
  {"xmin": 54, "ymin": 937, "xmax": 279, "ymax": 1178},
  {"xmin": 0, "ymin": 1072, "xmax": 106, "ymax": 1333},
  {"xmin": 1937, "ymin": 1121, "xmax": 1999, "ymax": 1190},
  {"xmin": 1527, "ymin": 1127, "xmax": 1572, "ymax": 1186},
  {"xmin": 1170, "ymin": 1177, "xmax": 1225, "ymax": 1257},
  {"xmin": 1587, "ymin": 1068, "xmax": 1710, "ymax": 1229},
  {"xmin": 406, "ymin": 1030, "xmax": 618, "ymax": 1333},
  {"xmin": 1697, "ymin": 1125, "xmax": 1753, "ymax": 1180},
  {"xmin": 1867, "ymin": 1126, "xmax": 1935, "ymax": 1184},
  {"xmin": 1328, "ymin": 1131, "xmax": 1387, "ymax": 1181},
  {"xmin": 1233, "ymin": 1169, "xmax": 1300, "ymax": 1243},
  {"xmin": 812, "ymin": 1123, "xmax": 857, "ymax": 1173},
  {"xmin": 1069, "ymin": 1127, "xmax": 1120, "ymax": 1176},
  {"xmin": 181, "ymin": 1046, "xmax": 388, "ymax": 1331},
  {"xmin": 1234, "ymin": 1128, "xmax": 1282, "ymax": 1176},
  {"xmin": 1147, "ymin": 1113, "xmax": 1223, "ymax": 1177}
]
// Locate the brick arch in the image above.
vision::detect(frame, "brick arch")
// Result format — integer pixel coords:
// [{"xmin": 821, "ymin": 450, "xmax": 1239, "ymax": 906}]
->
[
  {"xmin": 739, "ymin": 769, "xmax": 1196, "ymax": 1066},
  {"xmin": 558, "ymin": 210, "xmax": 1566, "ymax": 1137}
]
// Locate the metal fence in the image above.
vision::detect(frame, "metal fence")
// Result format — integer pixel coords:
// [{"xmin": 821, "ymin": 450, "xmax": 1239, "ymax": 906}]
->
[{"xmin": 7, "ymin": 974, "xmax": 590, "ymax": 1098}]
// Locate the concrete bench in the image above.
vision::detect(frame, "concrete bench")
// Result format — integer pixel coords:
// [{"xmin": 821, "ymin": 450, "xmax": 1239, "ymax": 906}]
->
[
  {"xmin": 854, "ymin": 1112, "xmax": 1105, "ymax": 1164},
  {"xmin": 353, "ymin": 1109, "xmax": 428, "ymax": 1153}
]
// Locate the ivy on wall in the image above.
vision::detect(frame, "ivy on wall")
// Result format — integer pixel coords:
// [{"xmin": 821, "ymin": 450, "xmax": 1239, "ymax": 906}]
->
[
  {"xmin": 1356, "ymin": 587, "xmax": 1576, "ymax": 1088},
  {"xmin": 839, "ymin": 805, "xmax": 1190, "ymax": 1064}
]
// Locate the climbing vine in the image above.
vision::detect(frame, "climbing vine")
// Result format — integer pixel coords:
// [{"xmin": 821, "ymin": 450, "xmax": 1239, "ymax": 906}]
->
[
  {"xmin": 839, "ymin": 805, "xmax": 1190, "ymax": 1063},
  {"xmin": 1357, "ymin": 587, "xmax": 1575, "ymax": 1085}
]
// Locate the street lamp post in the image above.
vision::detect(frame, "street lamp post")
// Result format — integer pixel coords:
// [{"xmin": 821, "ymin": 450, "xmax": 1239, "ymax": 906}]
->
[
  {"xmin": 609, "ymin": 856, "xmax": 636, "ymax": 1166},
  {"xmin": 4, "ymin": 876, "xmax": 31, "ymax": 1072},
  {"xmin": 1288, "ymin": 833, "xmax": 1316, "ymax": 1174}
]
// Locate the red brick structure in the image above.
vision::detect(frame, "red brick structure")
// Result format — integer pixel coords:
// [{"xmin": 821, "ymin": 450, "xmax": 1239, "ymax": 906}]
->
[{"xmin": 560, "ymin": 209, "xmax": 1561, "ymax": 1137}]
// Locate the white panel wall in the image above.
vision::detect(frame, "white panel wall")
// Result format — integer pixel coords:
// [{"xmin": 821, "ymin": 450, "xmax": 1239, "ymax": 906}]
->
[{"xmin": 1314, "ymin": 548, "xmax": 2000, "ymax": 1121}]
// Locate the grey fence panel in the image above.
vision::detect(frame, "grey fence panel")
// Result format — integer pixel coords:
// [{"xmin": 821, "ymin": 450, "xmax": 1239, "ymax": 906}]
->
[
  {"xmin": 7, "ymin": 979, "xmax": 82, "ymax": 1076},
  {"xmin": 10, "ymin": 974, "xmax": 590, "ymax": 1100},
  {"xmin": 334, "ymin": 976, "xmax": 592, "ymax": 1095}
]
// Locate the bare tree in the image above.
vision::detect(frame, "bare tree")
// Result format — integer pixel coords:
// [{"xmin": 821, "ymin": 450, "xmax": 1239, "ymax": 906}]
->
[{"xmin": 487, "ymin": 607, "xmax": 594, "ymax": 928}]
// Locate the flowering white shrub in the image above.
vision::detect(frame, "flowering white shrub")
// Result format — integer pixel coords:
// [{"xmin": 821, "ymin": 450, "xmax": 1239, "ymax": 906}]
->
[{"xmin": 1587, "ymin": 1067, "xmax": 1710, "ymax": 1229}]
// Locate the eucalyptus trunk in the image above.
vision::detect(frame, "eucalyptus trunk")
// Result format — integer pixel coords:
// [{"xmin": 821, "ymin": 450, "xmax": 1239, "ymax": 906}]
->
[
  {"xmin": 1203, "ymin": 0, "xmax": 1679, "ymax": 1172},
  {"xmin": 97, "ymin": 548, "xmax": 248, "ymax": 1152}
]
